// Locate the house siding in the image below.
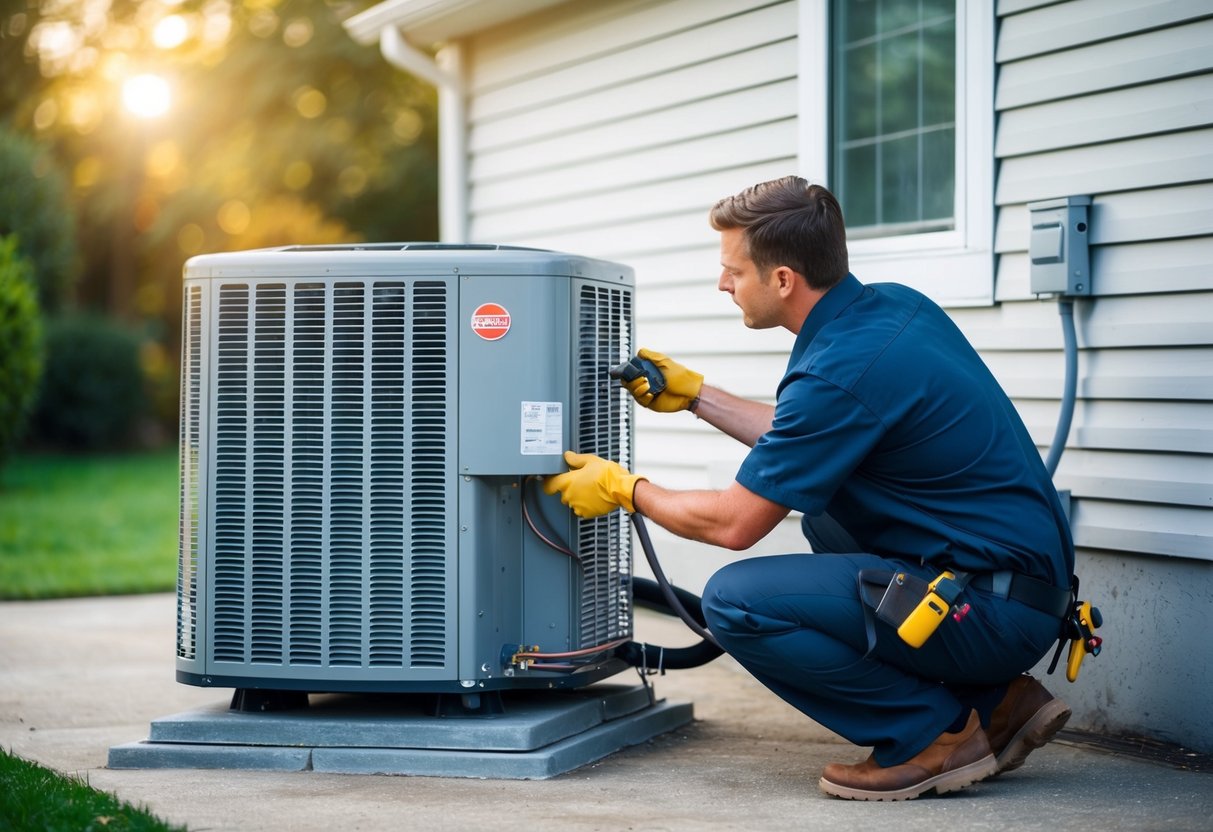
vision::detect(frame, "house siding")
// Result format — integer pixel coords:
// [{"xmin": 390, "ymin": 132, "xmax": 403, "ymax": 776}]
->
[
  {"xmin": 452, "ymin": 0, "xmax": 1213, "ymax": 750},
  {"xmin": 976, "ymin": 0, "xmax": 1213, "ymax": 748}
]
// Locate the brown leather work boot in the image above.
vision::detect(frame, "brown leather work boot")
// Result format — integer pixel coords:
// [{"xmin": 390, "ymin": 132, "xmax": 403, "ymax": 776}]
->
[
  {"xmin": 986, "ymin": 674, "xmax": 1071, "ymax": 775},
  {"xmin": 818, "ymin": 710, "xmax": 997, "ymax": 801}
]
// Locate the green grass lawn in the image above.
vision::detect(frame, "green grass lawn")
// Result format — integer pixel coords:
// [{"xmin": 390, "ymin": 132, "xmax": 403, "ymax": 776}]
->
[
  {"xmin": 0, "ymin": 747, "xmax": 185, "ymax": 832},
  {"xmin": 1, "ymin": 451, "xmax": 188, "ymax": 828},
  {"xmin": 0, "ymin": 449, "xmax": 179, "ymax": 599}
]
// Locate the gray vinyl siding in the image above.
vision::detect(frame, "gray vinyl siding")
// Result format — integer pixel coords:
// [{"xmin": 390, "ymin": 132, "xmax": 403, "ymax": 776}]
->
[
  {"xmin": 464, "ymin": 0, "xmax": 798, "ymax": 258},
  {"xmin": 974, "ymin": 2, "xmax": 1213, "ymax": 564},
  {"xmin": 978, "ymin": 0, "xmax": 1213, "ymax": 748}
]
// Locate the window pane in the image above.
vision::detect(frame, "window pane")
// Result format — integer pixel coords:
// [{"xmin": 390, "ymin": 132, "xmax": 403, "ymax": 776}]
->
[
  {"xmin": 841, "ymin": 144, "xmax": 877, "ymax": 227},
  {"xmin": 843, "ymin": 0, "xmax": 877, "ymax": 41},
  {"xmin": 830, "ymin": 0, "xmax": 956, "ymax": 237},
  {"xmin": 843, "ymin": 42, "xmax": 878, "ymax": 141},
  {"xmin": 921, "ymin": 127, "xmax": 954, "ymax": 222},
  {"xmin": 878, "ymin": 0, "xmax": 919, "ymax": 35},
  {"xmin": 880, "ymin": 134, "xmax": 918, "ymax": 225},
  {"xmin": 922, "ymin": 17, "xmax": 955, "ymax": 127},
  {"xmin": 920, "ymin": 0, "xmax": 954, "ymax": 20},
  {"xmin": 879, "ymin": 31, "xmax": 920, "ymax": 136}
]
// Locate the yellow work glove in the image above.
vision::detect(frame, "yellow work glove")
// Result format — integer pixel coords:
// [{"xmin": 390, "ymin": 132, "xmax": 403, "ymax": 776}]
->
[
  {"xmin": 542, "ymin": 451, "xmax": 646, "ymax": 518},
  {"xmin": 624, "ymin": 348, "xmax": 703, "ymax": 413}
]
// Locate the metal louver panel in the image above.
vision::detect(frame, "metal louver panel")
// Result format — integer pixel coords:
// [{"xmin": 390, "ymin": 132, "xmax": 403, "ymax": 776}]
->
[
  {"xmin": 329, "ymin": 283, "xmax": 365, "ymax": 667},
  {"xmin": 206, "ymin": 278, "xmax": 454, "ymax": 677},
  {"xmin": 213, "ymin": 284, "xmax": 250, "ymax": 664},
  {"xmin": 177, "ymin": 284, "xmax": 203, "ymax": 661},
  {"xmin": 368, "ymin": 283, "xmax": 406, "ymax": 667},
  {"xmin": 575, "ymin": 284, "xmax": 634, "ymax": 648},
  {"xmin": 288, "ymin": 283, "xmax": 325, "ymax": 666},
  {"xmin": 409, "ymin": 282, "xmax": 450, "ymax": 667}
]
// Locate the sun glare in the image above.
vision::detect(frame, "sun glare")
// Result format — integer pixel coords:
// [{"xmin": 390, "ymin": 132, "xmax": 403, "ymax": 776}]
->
[
  {"xmin": 153, "ymin": 15, "xmax": 190, "ymax": 50},
  {"xmin": 123, "ymin": 73, "xmax": 171, "ymax": 118}
]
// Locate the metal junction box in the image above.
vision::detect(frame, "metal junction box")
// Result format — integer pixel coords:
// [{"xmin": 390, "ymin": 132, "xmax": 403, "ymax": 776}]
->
[
  {"xmin": 175, "ymin": 244, "xmax": 636, "ymax": 695},
  {"xmin": 1028, "ymin": 196, "xmax": 1092, "ymax": 296}
]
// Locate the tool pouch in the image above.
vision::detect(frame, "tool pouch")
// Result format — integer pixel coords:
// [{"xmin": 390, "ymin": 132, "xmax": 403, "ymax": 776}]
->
[
  {"xmin": 858, "ymin": 568, "xmax": 972, "ymax": 653},
  {"xmin": 858, "ymin": 569, "xmax": 930, "ymax": 629},
  {"xmin": 857, "ymin": 569, "xmax": 930, "ymax": 656}
]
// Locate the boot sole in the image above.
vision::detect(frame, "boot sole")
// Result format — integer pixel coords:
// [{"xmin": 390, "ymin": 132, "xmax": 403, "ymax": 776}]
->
[
  {"xmin": 818, "ymin": 754, "xmax": 997, "ymax": 801},
  {"xmin": 994, "ymin": 698, "xmax": 1072, "ymax": 775}
]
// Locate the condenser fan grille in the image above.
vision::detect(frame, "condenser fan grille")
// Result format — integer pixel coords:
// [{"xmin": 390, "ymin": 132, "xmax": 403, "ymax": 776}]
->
[
  {"xmin": 177, "ymin": 285, "xmax": 203, "ymax": 661},
  {"xmin": 179, "ymin": 278, "xmax": 455, "ymax": 673},
  {"xmin": 575, "ymin": 284, "xmax": 633, "ymax": 648}
]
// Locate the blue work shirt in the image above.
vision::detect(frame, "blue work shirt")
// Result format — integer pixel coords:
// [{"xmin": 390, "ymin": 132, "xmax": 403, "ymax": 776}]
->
[{"xmin": 735, "ymin": 274, "xmax": 1074, "ymax": 586}]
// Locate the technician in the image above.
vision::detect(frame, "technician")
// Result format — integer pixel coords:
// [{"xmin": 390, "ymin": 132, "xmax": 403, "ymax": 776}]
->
[{"xmin": 544, "ymin": 176, "xmax": 1076, "ymax": 801}]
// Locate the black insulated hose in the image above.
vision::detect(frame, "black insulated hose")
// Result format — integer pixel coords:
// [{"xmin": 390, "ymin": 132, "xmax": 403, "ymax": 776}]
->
[
  {"xmin": 614, "ymin": 514, "xmax": 724, "ymax": 671},
  {"xmin": 616, "ymin": 576, "xmax": 724, "ymax": 669}
]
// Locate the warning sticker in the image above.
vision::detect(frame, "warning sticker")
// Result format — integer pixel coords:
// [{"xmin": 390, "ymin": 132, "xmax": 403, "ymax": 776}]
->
[
  {"xmin": 471, "ymin": 302, "xmax": 511, "ymax": 341},
  {"xmin": 521, "ymin": 401, "xmax": 562, "ymax": 456}
]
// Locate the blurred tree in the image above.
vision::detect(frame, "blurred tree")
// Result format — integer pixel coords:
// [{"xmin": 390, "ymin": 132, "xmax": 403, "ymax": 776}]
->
[
  {"xmin": 0, "ymin": 125, "xmax": 77, "ymax": 311},
  {"xmin": 0, "ymin": 235, "xmax": 43, "ymax": 467},
  {"xmin": 1, "ymin": 0, "xmax": 437, "ymax": 429},
  {"xmin": 29, "ymin": 311, "xmax": 147, "ymax": 450}
]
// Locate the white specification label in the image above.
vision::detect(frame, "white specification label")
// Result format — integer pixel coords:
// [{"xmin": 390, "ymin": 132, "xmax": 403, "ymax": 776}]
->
[{"xmin": 521, "ymin": 401, "xmax": 563, "ymax": 455}]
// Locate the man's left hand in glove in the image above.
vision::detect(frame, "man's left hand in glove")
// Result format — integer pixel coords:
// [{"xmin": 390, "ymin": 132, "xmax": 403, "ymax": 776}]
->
[{"xmin": 542, "ymin": 451, "xmax": 647, "ymax": 518}]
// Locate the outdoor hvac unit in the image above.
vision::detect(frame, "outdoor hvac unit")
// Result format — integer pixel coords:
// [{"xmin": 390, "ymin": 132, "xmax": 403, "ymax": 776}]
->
[{"xmin": 175, "ymin": 244, "xmax": 636, "ymax": 697}]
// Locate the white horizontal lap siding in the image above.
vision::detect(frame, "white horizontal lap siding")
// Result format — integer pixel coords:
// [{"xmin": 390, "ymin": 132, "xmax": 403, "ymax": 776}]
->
[
  {"xmin": 460, "ymin": 0, "xmax": 799, "ymax": 498},
  {"xmin": 995, "ymin": 238, "xmax": 1213, "ymax": 300},
  {"xmin": 471, "ymin": 77, "xmax": 798, "ymax": 184},
  {"xmin": 995, "ymin": 0, "xmax": 1213, "ymax": 64},
  {"xmin": 463, "ymin": 0, "xmax": 797, "ymax": 236},
  {"xmin": 1056, "ymin": 449, "xmax": 1212, "ymax": 509},
  {"xmin": 982, "ymin": 3, "xmax": 1213, "ymax": 560},
  {"xmin": 1013, "ymin": 398, "xmax": 1213, "ymax": 455},
  {"xmin": 1070, "ymin": 499, "xmax": 1212, "ymax": 561},
  {"xmin": 996, "ymin": 14, "xmax": 1213, "ymax": 108},
  {"xmin": 981, "ymin": 346, "xmax": 1213, "ymax": 401},
  {"xmin": 995, "ymin": 75, "xmax": 1213, "ymax": 158},
  {"xmin": 996, "ymin": 182, "xmax": 1213, "ymax": 255}
]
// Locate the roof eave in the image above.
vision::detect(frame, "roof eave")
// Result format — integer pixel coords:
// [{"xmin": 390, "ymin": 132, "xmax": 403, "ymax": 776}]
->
[{"xmin": 344, "ymin": 0, "xmax": 570, "ymax": 46}]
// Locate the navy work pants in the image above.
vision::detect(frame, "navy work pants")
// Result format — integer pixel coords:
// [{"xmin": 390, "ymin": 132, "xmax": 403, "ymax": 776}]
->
[{"xmin": 700, "ymin": 514, "xmax": 1062, "ymax": 765}]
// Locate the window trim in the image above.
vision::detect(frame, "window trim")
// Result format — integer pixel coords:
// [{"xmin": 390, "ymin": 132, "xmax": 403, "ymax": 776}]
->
[{"xmin": 798, "ymin": 0, "xmax": 995, "ymax": 307}]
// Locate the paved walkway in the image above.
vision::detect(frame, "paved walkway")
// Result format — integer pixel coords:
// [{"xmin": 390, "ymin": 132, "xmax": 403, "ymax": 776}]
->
[{"xmin": 1, "ymin": 594, "xmax": 1209, "ymax": 831}]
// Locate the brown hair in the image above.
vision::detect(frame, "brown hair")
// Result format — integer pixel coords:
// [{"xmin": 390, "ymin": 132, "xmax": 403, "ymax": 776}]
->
[{"xmin": 709, "ymin": 176, "xmax": 849, "ymax": 291}]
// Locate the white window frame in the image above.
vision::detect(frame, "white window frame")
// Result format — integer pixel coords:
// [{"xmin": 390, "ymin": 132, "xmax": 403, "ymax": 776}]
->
[{"xmin": 798, "ymin": 0, "xmax": 995, "ymax": 307}]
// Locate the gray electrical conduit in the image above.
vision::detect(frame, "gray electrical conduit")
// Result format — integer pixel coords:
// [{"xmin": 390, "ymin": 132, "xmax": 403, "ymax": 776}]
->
[{"xmin": 1044, "ymin": 299, "xmax": 1078, "ymax": 477}]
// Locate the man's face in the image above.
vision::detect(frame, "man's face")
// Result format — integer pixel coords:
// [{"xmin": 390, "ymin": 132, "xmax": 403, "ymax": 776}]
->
[{"xmin": 718, "ymin": 227, "xmax": 782, "ymax": 330}]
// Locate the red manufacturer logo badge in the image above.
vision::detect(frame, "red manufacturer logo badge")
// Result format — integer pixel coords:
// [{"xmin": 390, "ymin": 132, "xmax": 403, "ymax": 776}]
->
[{"xmin": 470, "ymin": 302, "xmax": 511, "ymax": 341}]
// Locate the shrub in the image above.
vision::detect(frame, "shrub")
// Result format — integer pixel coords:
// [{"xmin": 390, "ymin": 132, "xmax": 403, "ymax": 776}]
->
[
  {"xmin": 0, "ymin": 127, "xmax": 78, "ymax": 312},
  {"xmin": 29, "ymin": 312, "xmax": 147, "ymax": 450},
  {"xmin": 0, "ymin": 236, "xmax": 43, "ymax": 466}
]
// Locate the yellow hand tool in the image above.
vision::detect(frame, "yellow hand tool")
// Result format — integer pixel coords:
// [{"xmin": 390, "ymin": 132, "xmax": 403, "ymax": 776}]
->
[
  {"xmin": 897, "ymin": 571, "xmax": 969, "ymax": 648},
  {"xmin": 1065, "ymin": 600, "xmax": 1103, "ymax": 682}
]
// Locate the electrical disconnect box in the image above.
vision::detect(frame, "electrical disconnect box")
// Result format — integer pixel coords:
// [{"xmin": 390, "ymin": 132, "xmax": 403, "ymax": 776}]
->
[
  {"xmin": 1027, "ymin": 196, "xmax": 1092, "ymax": 296},
  {"xmin": 174, "ymin": 244, "xmax": 636, "ymax": 697}
]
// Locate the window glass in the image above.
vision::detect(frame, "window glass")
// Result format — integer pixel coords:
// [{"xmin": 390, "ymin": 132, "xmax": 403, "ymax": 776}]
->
[{"xmin": 831, "ymin": 0, "xmax": 956, "ymax": 239}]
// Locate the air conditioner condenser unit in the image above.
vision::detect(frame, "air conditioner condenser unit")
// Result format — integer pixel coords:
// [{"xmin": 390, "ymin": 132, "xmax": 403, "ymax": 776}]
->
[{"xmin": 175, "ymin": 244, "xmax": 636, "ymax": 700}]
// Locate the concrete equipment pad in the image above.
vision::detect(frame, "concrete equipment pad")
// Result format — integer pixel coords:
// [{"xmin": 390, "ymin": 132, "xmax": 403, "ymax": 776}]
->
[{"xmin": 107, "ymin": 683, "xmax": 692, "ymax": 779}]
